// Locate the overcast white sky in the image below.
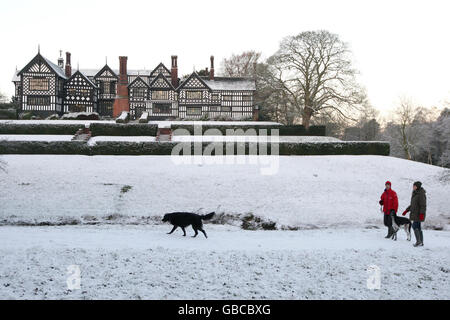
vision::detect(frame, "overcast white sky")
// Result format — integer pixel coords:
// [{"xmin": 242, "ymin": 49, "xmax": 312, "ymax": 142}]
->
[{"xmin": 1, "ymin": 0, "xmax": 449, "ymax": 112}]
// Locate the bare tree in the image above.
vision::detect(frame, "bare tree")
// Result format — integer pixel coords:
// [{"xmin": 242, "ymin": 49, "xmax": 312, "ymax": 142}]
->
[
  {"xmin": 220, "ymin": 51, "xmax": 261, "ymax": 77},
  {"xmin": 393, "ymin": 98, "xmax": 420, "ymax": 160},
  {"xmin": 268, "ymin": 30, "xmax": 367, "ymax": 129}
]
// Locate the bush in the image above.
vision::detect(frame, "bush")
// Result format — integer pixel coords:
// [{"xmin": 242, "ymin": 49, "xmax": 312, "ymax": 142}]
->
[
  {"xmin": 139, "ymin": 112, "xmax": 149, "ymax": 123},
  {"xmin": 61, "ymin": 112, "xmax": 100, "ymax": 120},
  {"xmin": 115, "ymin": 111, "xmax": 130, "ymax": 123},
  {"xmin": 171, "ymin": 124, "xmax": 326, "ymax": 136},
  {"xmin": 89, "ymin": 123, "xmax": 158, "ymax": 136},
  {"xmin": 278, "ymin": 141, "xmax": 390, "ymax": 156},
  {"xmin": 0, "ymin": 140, "xmax": 90, "ymax": 155},
  {"xmin": 0, "ymin": 109, "xmax": 17, "ymax": 120},
  {"xmin": 19, "ymin": 112, "xmax": 34, "ymax": 120},
  {"xmin": 0, "ymin": 122, "xmax": 158, "ymax": 137},
  {"xmin": 45, "ymin": 114, "xmax": 60, "ymax": 120},
  {"xmin": 0, "ymin": 123, "xmax": 84, "ymax": 135},
  {"xmin": 171, "ymin": 124, "xmax": 282, "ymax": 136},
  {"xmin": 0, "ymin": 140, "xmax": 390, "ymax": 156}
]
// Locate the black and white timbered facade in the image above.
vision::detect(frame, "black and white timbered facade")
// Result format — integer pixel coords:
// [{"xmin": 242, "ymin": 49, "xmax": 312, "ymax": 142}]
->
[
  {"xmin": 13, "ymin": 52, "xmax": 257, "ymax": 120},
  {"xmin": 15, "ymin": 52, "xmax": 66, "ymax": 117}
]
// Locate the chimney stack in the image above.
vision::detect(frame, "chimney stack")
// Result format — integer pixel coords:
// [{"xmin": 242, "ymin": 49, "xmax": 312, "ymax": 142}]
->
[
  {"xmin": 113, "ymin": 56, "xmax": 130, "ymax": 117},
  {"xmin": 171, "ymin": 55, "xmax": 178, "ymax": 88},
  {"xmin": 58, "ymin": 50, "xmax": 64, "ymax": 69},
  {"xmin": 65, "ymin": 52, "xmax": 72, "ymax": 77},
  {"xmin": 209, "ymin": 55, "xmax": 215, "ymax": 80}
]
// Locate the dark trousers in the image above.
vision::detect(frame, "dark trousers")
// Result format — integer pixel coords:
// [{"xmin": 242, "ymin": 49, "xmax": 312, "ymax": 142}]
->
[
  {"xmin": 383, "ymin": 214, "xmax": 392, "ymax": 227},
  {"xmin": 412, "ymin": 221, "xmax": 421, "ymax": 230}
]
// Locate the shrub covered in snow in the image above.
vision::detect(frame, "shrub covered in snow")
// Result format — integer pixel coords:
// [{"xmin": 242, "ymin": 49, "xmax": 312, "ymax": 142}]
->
[
  {"xmin": 138, "ymin": 112, "xmax": 149, "ymax": 123},
  {"xmin": 0, "ymin": 122, "xmax": 84, "ymax": 135},
  {"xmin": 171, "ymin": 123, "xmax": 326, "ymax": 136},
  {"xmin": 0, "ymin": 109, "xmax": 17, "ymax": 120},
  {"xmin": 0, "ymin": 140, "xmax": 90, "ymax": 155},
  {"xmin": 115, "ymin": 111, "xmax": 130, "ymax": 123},
  {"xmin": 60, "ymin": 112, "xmax": 100, "ymax": 120},
  {"xmin": 89, "ymin": 123, "xmax": 158, "ymax": 136},
  {"xmin": 0, "ymin": 140, "xmax": 390, "ymax": 156},
  {"xmin": 45, "ymin": 114, "xmax": 60, "ymax": 120}
]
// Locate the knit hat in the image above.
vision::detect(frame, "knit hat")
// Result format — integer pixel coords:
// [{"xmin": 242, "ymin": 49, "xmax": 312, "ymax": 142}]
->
[
  {"xmin": 385, "ymin": 181, "xmax": 391, "ymax": 186},
  {"xmin": 413, "ymin": 181, "xmax": 422, "ymax": 189}
]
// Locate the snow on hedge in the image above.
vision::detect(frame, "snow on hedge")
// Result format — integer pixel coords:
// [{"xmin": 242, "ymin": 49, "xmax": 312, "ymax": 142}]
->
[
  {"xmin": 172, "ymin": 135, "xmax": 341, "ymax": 143},
  {"xmin": 88, "ymin": 136, "xmax": 157, "ymax": 146},
  {"xmin": 149, "ymin": 120, "xmax": 282, "ymax": 126},
  {"xmin": 0, "ymin": 134, "xmax": 74, "ymax": 141},
  {"xmin": 0, "ymin": 155, "xmax": 448, "ymax": 229}
]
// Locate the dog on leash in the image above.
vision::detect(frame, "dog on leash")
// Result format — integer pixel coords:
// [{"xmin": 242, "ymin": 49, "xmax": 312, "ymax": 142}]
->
[
  {"xmin": 390, "ymin": 213, "xmax": 412, "ymax": 241},
  {"xmin": 162, "ymin": 212, "xmax": 215, "ymax": 238}
]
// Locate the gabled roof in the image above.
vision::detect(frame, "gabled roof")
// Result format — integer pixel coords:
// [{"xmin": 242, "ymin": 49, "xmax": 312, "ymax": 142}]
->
[
  {"xmin": 177, "ymin": 72, "xmax": 211, "ymax": 91},
  {"xmin": 201, "ymin": 76, "xmax": 256, "ymax": 91},
  {"xmin": 67, "ymin": 70, "xmax": 98, "ymax": 88},
  {"xmin": 149, "ymin": 73, "xmax": 175, "ymax": 90},
  {"xmin": 149, "ymin": 62, "xmax": 171, "ymax": 78},
  {"xmin": 128, "ymin": 75, "xmax": 151, "ymax": 88},
  {"xmin": 94, "ymin": 64, "xmax": 118, "ymax": 79},
  {"xmin": 18, "ymin": 52, "xmax": 67, "ymax": 79}
]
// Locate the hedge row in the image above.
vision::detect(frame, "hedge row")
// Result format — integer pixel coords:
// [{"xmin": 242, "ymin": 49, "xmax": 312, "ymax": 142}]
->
[
  {"xmin": 0, "ymin": 140, "xmax": 390, "ymax": 156},
  {"xmin": 0, "ymin": 123, "xmax": 84, "ymax": 135},
  {"xmin": 0, "ymin": 122, "xmax": 324, "ymax": 137},
  {"xmin": 89, "ymin": 123, "xmax": 158, "ymax": 136},
  {"xmin": 0, "ymin": 122, "xmax": 158, "ymax": 136},
  {"xmin": 171, "ymin": 124, "xmax": 326, "ymax": 136},
  {"xmin": 0, "ymin": 109, "xmax": 17, "ymax": 120}
]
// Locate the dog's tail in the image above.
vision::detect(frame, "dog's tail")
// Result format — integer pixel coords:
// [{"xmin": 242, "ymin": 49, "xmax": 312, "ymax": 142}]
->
[{"xmin": 201, "ymin": 212, "xmax": 215, "ymax": 220}]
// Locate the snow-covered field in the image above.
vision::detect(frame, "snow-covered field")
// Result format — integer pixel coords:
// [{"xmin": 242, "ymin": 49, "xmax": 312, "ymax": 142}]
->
[
  {"xmin": 0, "ymin": 154, "xmax": 449, "ymax": 300},
  {"xmin": 0, "ymin": 155, "xmax": 448, "ymax": 229},
  {"xmin": 0, "ymin": 225, "xmax": 449, "ymax": 299}
]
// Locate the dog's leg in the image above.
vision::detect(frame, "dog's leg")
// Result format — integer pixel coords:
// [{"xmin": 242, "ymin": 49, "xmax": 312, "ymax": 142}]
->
[
  {"xmin": 167, "ymin": 225, "xmax": 178, "ymax": 234},
  {"xmin": 198, "ymin": 228, "xmax": 208, "ymax": 239},
  {"xmin": 191, "ymin": 228, "xmax": 199, "ymax": 238},
  {"xmin": 405, "ymin": 224, "xmax": 411, "ymax": 241},
  {"xmin": 181, "ymin": 227, "xmax": 186, "ymax": 237}
]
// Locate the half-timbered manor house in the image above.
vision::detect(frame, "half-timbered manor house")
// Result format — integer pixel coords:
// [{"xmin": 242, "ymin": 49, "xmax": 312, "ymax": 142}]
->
[{"xmin": 12, "ymin": 51, "xmax": 258, "ymax": 120}]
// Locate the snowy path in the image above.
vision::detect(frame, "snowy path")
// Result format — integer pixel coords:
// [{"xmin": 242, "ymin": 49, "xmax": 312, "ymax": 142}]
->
[{"xmin": 1, "ymin": 225, "xmax": 449, "ymax": 299}]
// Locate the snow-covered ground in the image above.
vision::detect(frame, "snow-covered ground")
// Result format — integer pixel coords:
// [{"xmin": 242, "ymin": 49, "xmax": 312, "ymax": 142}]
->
[
  {"xmin": 0, "ymin": 225, "xmax": 448, "ymax": 299},
  {"xmin": 0, "ymin": 135, "xmax": 74, "ymax": 141},
  {"xmin": 0, "ymin": 155, "xmax": 449, "ymax": 229}
]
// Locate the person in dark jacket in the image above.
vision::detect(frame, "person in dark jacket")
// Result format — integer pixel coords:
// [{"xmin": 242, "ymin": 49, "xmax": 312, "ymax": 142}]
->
[
  {"xmin": 402, "ymin": 181, "xmax": 426, "ymax": 247},
  {"xmin": 379, "ymin": 181, "xmax": 399, "ymax": 238}
]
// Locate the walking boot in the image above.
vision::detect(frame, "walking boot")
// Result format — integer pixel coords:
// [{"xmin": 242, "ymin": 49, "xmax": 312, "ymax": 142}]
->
[
  {"xmin": 385, "ymin": 227, "xmax": 393, "ymax": 238},
  {"xmin": 413, "ymin": 229, "xmax": 422, "ymax": 247},
  {"xmin": 419, "ymin": 230, "xmax": 424, "ymax": 246}
]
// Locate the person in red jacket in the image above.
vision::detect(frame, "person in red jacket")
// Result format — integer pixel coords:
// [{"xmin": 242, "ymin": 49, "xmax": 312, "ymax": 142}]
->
[{"xmin": 379, "ymin": 181, "xmax": 399, "ymax": 238}]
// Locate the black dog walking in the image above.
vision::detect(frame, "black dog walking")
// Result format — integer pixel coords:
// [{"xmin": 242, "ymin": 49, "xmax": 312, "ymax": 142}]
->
[
  {"xmin": 162, "ymin": 212, "xmax": 215, "ymax": 238},
  {"xmin": 402, "ymin": 181, "xmax": 426, "ymax": 247}
]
